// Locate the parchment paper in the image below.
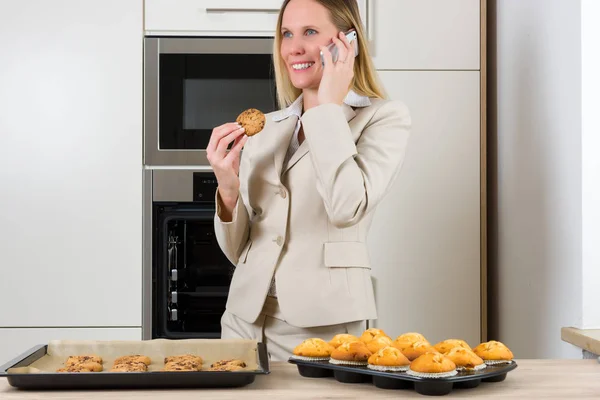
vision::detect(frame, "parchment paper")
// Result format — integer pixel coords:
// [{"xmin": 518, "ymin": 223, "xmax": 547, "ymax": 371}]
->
[{"xmin": 7, "ymin": 338, "xmax": 260, "ymax": 374}]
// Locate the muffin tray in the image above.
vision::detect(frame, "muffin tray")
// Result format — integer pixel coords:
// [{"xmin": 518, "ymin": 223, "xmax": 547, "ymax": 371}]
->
[
  {"xmin": 288, "ymin": 358, "xmax": 517, "ymax": 396},
  {"xmin": 0, "ymin": 343, "xmax": 270, "ymax": 390}
]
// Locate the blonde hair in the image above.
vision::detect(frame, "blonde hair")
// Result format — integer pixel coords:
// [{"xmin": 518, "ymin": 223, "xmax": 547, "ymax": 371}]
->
[{"xmin": 273, "ymin": 0, "xmax": 387, "ymax": 109}]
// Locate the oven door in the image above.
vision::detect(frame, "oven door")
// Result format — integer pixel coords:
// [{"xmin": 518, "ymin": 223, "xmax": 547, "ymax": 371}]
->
[{"xmin": 144, "ymin": 37, "xmax": 277, "ymax": 166}]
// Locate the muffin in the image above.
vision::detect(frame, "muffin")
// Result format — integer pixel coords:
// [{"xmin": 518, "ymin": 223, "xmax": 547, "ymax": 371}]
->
[
  {"xmin": 291, "ymin": 338, "xmax": 335, "ymax": 361},
  {"xmin": 444, "ymin": 347, "xmax": 486, "ymax": 371},
  {"xmin": 367, "ymin": 346, "xmax": 410, "ymax": 372},
  {"xmin": 359, "ymin": 328, "xmax": 390, "ymax": 345},
  {"xmin": 473, "ymin": 340, "xmax": 514, "ymax": 365},
  {"xmin": 367, "ymin": 335, "xmax": 393, "ymax": 354},
  {"xmin": 407, "ymin": 353, "xmax": 458, "ymax": 378},
  {"xmin": 434, "ymin": 339, "xmax": 472, "ymax": 354},
  {"xmin": 394, "ymin": 340, "xmax": 439, "ymax": 361},
  {"xmin": 329, "ymin": 340, "xmax": 372, "ymax": 366},
  {"xmin": 329, "ymin": 334, "xmax": 360, "ymax": 348},
  {"xmin": 392, "ymin": 332, "xmax": 430, "ymax": 351},
  {"xmin": 395, "ymin": 332, "xmax": 429, "ymax": 344}
]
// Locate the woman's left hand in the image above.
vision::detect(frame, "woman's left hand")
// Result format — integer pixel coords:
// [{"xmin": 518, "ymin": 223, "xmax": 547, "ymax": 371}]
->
[{"xmin": 318, "ymin": 31, "xmax": 356, "ymax": 106}]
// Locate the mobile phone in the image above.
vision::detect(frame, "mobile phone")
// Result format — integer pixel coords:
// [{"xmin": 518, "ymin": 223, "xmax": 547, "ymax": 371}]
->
[{"xmin": 320, "ymin": 30, "xmax": 359, "ymax": 66}]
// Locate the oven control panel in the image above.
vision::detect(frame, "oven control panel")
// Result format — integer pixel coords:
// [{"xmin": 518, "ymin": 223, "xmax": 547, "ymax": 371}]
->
[{"xmin": 192, "ymin": 172, "xmax": 218, "ymax": 202}]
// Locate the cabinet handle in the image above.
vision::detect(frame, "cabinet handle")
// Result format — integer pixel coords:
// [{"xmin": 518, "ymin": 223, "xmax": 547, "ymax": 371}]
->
[
  {"xmin": 206, "ymin": 8, "xmax": 280, "ymax": 14},
  {"xmin": 366, "ymin": 0, "xmax": 374, "ymax": 41}
]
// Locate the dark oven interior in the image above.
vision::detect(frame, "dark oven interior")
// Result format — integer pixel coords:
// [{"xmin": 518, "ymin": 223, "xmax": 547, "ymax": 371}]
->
[{"xmin": 152, "ymin": 174, "xmax": 235, "ymax": 339}]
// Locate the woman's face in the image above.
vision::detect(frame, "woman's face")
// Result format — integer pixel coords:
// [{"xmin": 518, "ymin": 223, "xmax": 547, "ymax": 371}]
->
[{"xmin": 280, "ymin": 0, "xmax": 340, "ymax": 90}]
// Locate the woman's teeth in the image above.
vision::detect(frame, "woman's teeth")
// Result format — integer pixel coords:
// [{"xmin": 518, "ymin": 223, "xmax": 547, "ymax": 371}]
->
[{"xmin": 292, "ymin": 62, "xmax": 314, "ymax": 70}]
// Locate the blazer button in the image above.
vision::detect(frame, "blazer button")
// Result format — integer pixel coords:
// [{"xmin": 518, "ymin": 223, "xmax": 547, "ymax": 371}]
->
[
  {"xmin": 275, "ymin": 235, "xmax": 284, "ymax": 246},
  {"xmin": 280, "ymin": 189, "xmax": 287, "ymax": 199}
]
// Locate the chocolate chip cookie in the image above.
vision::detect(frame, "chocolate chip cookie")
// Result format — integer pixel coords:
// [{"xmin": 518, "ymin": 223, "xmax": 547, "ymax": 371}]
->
[
  {"xmin": 208, "ymin": 359, "xmax": 247, "ymax": 371},
  {"xmin": 113, "ymin": 355, "xmax": 152, "ymax": 366},
  {"xmin": 109, "ymin": 362, "xmax": 148, "ymax": 372},
  {"xmin": 236, "ymin": 108, "xmax": 265, "ymax": 136}
]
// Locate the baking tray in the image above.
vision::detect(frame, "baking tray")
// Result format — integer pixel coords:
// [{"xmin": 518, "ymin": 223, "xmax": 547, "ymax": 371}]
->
[
  {"xmin": 0, "ymin": 343, "xmax": 270, "ymax": 390},
  {"xmin": 288, "ymin": 358, "xmax": 517, "ymax": 396}
]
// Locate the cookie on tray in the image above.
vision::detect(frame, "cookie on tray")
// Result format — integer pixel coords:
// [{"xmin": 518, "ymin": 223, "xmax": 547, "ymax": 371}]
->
[
  {"xmin": 236, "ymin": 108, "xmax": 265, "ymax": 136},
  {"xmin": 207, "ymin": 360, "xmax": 246, "ymax": 372},
  {"xmin": 110, "ymin": 362, "xmax": 148, "ymax": 372},
  {"xmin": 210, "ymin": 359, "xmax": 246, "ymax": 369},
  {"xmin": 113, "ymin": 354, "xmax": 152, "ymax": 366},
  {"xmin": 56, "ymin": 364, "xmax": 99, "ymax": 373},
  {"xmin": 65, "ymin": 355, "xmax": 103, "ymax": 366},
  {"xmin": 162, "ymin": 360, "xmax": 201, "ymax": 372},
  {"xmin": 164, "ymin": 354, "xmax": 203, "ymax": 369}
]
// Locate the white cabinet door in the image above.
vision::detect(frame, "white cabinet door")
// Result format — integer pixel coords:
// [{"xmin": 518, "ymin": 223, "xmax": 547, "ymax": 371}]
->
[
  {"xmin": 368, "ymin": 71, "xmax": 481, "ymax": 345},
  {"xmin": 0, "ymin": 1, "xmax": 142, "ymax": 326},
  {"xmin": 145, "ymin": 0, "xmax": 368, "ymax": 37},
  {"xmin": 369, "ymin": 0, "xmax": 480, "ymax": 70},
  {"xmin": 145, "ymin": 0, "xmax": 283, "ymax": 36},
  {"xmin": 0, "ymin": 328, "xmax": 141, "ymax": 368}
]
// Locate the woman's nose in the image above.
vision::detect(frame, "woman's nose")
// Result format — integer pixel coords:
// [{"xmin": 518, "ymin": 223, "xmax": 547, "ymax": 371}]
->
[{"xmin": 289, "ymin": 37, "xmax": 305, "ymax": 55}]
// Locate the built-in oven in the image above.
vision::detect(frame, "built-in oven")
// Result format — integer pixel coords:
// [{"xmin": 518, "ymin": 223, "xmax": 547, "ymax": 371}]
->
[
  {"xmin": 143, "ymin": 169, "xmax": 235, "ymax": 339},
  {"xmin": 144, "ymin": 37, "xmax": 278, "ymax": 167}
]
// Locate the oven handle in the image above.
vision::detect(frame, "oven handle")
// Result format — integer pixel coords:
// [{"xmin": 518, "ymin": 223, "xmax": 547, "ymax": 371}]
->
[{"xmin": 205, "ymin": 7, "xmax": 281, "ymax": 14}]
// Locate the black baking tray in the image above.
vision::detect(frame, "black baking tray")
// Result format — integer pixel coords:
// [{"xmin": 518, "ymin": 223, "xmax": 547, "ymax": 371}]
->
[
  {"xmin": 0, "ymin": 342, "xmax": 270, "ymax": 390},
  {"xmin": 288, "ymin": 358, "xmax": 517, "ymax": 396}
]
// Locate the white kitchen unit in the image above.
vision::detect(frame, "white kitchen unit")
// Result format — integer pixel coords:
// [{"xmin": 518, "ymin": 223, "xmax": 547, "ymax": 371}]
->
[
  {"xmin": 0, "ymin": 328, "xmax": 141, "ymax": 367},
  {"xmin": 0, "ymin": 0, "xmax": 143, "ymax": 326},
  {"xmin": 368, "ymin": 71, "xmax": 481, "ymax": 345},
  {"xmin": 370, "ymin": 0, "xmax": 480, "ymax": 70},
  {"xmin": 144, "ymin": 0, "xmax": 368, "ymax": 36}
]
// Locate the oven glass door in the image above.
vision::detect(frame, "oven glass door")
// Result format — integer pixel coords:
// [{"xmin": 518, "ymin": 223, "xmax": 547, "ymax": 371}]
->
[
  {"xmin": 153, "ymin": 203, "xmax": 235, "ymax": 339},
  {"xmin": 144, "ymin": 37, "xmax": 278, "ymax": 166}
]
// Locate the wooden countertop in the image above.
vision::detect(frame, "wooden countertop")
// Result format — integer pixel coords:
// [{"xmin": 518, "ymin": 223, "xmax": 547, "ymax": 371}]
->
[
  {"xmin": 562, "ymin": 327, "xmax": 600, "ymax": 355},
  {"xmin": 1, "ymin": 360, "xmax": 599, "ymax": 399}
]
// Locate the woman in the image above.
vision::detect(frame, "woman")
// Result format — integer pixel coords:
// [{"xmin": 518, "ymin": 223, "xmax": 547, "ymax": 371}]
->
[{"xmin": 207, "ymin": 0, "xmax": 411, "ymax": 361}]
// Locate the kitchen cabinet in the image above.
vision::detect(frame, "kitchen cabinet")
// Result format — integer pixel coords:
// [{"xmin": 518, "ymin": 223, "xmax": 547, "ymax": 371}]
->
[
  {"xmin": 368, "ymin": 71, "xmax": 481, "ymax": 345},
  {"xmin": 369, "ymin": 0, "xmax": 480, "ymax": 70},
  {"xmin": 0, "ymin": 328, "xmax": 141, "ymax": 367},
  {"xmin": 144, "ymin": 0, "xmax": 367, "ymax": 37},
  {"xmin": 0, "ymin": 0, "xmax": 143, "ymax": 326}
]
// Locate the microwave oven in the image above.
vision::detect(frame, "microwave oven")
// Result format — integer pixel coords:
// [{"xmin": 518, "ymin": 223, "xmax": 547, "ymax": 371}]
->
[{"xmin": 144, "ymin": 37, "xmax": 278, "ymax": 167}]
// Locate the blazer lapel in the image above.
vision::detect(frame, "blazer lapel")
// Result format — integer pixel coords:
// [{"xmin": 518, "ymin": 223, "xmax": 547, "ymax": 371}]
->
[
  {"xmin": 273, "ymin": 115, "xmax": 299, "ymax": 179},
  {"xmin": 282, "ymin": 103, "xmax": 358, "ymax": 175}
]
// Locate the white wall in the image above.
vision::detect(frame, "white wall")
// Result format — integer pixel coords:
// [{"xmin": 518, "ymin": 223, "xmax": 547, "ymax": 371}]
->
[
  {"xmin": 581, "ymin": 0, "xmax": 600, "ymax": 330},
  {"xmin": 489, "ymin": 0, "xmax": 583, "ymax": 358}
]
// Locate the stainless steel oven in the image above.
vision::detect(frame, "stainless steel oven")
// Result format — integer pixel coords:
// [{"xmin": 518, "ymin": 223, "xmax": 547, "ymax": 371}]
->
[{"xmin": 144, "ymin": 36, "xmax": 278, "ymax": 167}]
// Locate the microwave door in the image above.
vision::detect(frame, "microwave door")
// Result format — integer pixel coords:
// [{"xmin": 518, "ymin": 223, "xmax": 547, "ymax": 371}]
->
[{"xmin": 144, "ymin": 37, "xmax": 277, "ymax": 167}]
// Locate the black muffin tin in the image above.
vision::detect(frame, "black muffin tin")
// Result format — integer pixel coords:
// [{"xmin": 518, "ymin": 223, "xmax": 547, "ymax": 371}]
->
[
  {"xmin": 288, "ymin": 358, "xmax": 517, "ymax": 396},
  {"xmin": 0, "ymin": 343, "xmax": 270, "ymax": 390}
]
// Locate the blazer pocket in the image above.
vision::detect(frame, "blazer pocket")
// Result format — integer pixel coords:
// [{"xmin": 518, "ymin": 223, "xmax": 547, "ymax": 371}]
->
[
  {"xmin": 323, "ymin": 242, "xmax": 370, "ymax": 269},
  {"xmin": 239, "ymin": 240, "xmax": 252, "ymax": 264}
]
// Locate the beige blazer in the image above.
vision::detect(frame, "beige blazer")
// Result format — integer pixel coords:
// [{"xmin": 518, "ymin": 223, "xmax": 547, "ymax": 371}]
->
[{"xmin": 214, "ymin": 98, "xmax": 411, "ymax": 328}]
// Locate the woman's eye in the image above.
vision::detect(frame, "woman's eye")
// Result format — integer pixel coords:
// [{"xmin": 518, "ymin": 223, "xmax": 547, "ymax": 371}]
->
[
  {"xmin": 306, "ymin": 29, "xmax": 317, "ymax": 36},
  {"xmin": 282, "ymin": 31, "xmax": 292, "ymax": 38}
]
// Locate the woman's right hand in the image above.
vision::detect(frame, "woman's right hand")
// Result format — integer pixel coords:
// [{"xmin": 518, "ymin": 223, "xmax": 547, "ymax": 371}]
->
[{"xmin": 207, "ymin": 122, "xmax": 248, "ymax": 208}]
